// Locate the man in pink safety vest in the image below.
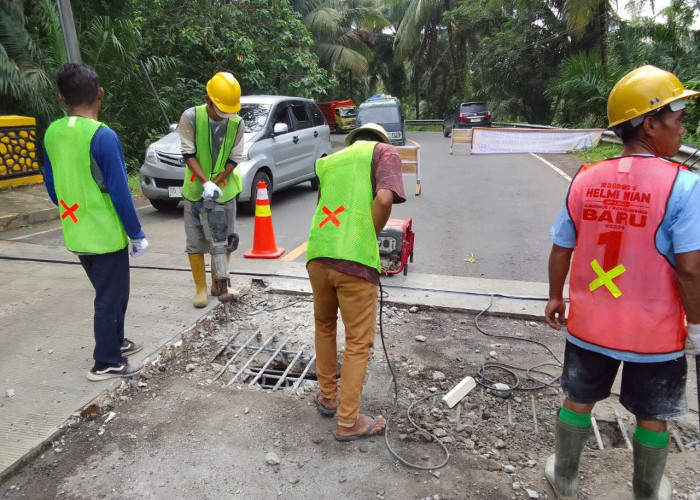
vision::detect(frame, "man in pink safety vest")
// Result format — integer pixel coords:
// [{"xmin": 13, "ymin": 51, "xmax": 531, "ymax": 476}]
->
[{"xmin": 545, "ymin": 65, "xmax": 700, "ymax": 500}]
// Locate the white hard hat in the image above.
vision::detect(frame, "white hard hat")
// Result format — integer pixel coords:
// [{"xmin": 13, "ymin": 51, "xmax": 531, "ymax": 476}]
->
[{"xmin": 345, "ymin": 123, "xmax": 391, "ymax": 146}]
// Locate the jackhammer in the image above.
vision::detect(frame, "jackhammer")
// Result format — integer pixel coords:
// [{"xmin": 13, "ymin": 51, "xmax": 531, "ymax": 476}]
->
[{"xmin": 199, "ymin": 193, "xmax": 239, "ymax": 304}]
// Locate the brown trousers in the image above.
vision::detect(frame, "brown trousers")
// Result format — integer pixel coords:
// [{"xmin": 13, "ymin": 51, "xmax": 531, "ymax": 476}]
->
[{"xmin": 307, "ymin": 261, "xmax": 378, "ymax": 427}]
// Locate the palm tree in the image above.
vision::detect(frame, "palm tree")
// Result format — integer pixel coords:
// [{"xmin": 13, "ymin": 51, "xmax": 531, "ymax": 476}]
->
[
  {"xmin": 0, "ymin": 0, "xmax": 64, "ymax": 125},
  {"xmin": 291, "ymin": 0, "xmax": 389, "ymax": 101},
  {"xmin": 392, "ymin": 0, "xmax": 463, "ymax": 117}
]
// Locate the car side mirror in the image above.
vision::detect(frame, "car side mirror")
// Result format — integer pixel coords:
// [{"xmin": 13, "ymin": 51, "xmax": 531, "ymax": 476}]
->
[{"xmin": 273, "ymin": 123, "xmax": 289, "ymax": 136}]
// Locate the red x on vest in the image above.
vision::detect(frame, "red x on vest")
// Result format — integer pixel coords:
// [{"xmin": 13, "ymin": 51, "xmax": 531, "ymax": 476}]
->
[
  {"xmin": 60, "ymin": 199, "xmax": 79, "ymax": 224},
  {"xmin": 319, "ymin": 205, "xmax": 345, "ymax": 228}
]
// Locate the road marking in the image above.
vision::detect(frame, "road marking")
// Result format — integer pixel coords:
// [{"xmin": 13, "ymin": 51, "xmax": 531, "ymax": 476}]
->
[
  {"xmin": 8, "ymin": 203, "xmax": 151, "ymax": 241},
  {"xmin": 282, "ymin": 241, "xmax": 307, "ymax": 262},
  {"xmin": 530, "ymin": 153, "xmax": 572, "ymax": 182},
  {"xmin": 8, "ymin": 226, "xmax": 62, "ymax": 240}
]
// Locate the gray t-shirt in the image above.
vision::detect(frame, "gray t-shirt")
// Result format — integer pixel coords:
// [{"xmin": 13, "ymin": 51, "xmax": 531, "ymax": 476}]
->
[{"xmin": 178, "ymin": 106, "xmax": 244, "ymax": 165}]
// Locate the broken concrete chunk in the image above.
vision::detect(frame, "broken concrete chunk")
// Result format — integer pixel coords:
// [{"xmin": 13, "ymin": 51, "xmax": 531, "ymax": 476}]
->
[
  {"xmin": 265, "ymin": 452, "xmax": 281, "ymax": 465},
  {"xmin": 414, "ymin": 335, "xmax": 427, "ymax": 342}
]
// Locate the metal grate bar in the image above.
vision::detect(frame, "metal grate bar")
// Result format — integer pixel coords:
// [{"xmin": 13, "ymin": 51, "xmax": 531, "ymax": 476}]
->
[
  {"xmin": 209, "ymin": 330, "xmax": 243, "ymax": 364},
  {"xmin": 229, "ymin": 344, "xmax": 302, "ymax": 357},
  {"xmin": 228, "ymin": 334, "xmax": 279, "ymax": 386},
  {"xmin": 291, "ymin": 354, "xmax": 316, "ymax": 391},
  {"xmin": 248, "ymin": 339, "xmax": 288, "ymax": 387},
  {"xmin": 212, "ymin": 330, "xmax": 260, "ymax": 382},
  {"xmin": 273, "ymin": 350, "xmax": 303, "ymax": 390}
]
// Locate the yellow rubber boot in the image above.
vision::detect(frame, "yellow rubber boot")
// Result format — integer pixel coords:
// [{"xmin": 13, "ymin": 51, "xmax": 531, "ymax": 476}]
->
[
  {"xmin": 211, "ymin": 253, "xmax": 230, "ymax": 296},
  {"xmin": 188, "ymin": 253, "xmax": 208, "ymax": 308}
]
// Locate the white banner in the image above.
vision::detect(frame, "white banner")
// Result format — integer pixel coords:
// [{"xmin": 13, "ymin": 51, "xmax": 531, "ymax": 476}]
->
[{"xmin": 471, "ymin": 128, "xmax": 605, "ymax": 154}]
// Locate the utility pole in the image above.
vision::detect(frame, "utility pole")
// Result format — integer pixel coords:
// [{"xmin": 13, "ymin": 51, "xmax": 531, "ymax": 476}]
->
[{"xmin": 56, "ymin": 0, "xmax": 81, "ymax": 64}]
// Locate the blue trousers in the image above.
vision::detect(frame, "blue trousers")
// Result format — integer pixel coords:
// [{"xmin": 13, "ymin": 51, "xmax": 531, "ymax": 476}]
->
[{"xmin": 79, "ymin": 247, "xmax": 130, "ymax": 365}]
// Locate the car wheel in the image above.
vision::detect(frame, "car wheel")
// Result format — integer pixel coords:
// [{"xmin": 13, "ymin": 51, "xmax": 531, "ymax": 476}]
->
[
  {"xmin": 241, "ymin": 171, "xmax": 272, "ymax": 215},
  {"xmin": 149, "ymin": 198, "xmax": 180, "ymax": 211},
  {"xmin": 310, "ymin": 175, "xmax": 320, "ymax": 191}
]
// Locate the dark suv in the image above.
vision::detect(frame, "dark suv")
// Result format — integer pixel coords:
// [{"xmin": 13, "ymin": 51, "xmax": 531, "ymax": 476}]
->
[{"xmin": 443, "ymin": 102, "xmax": 492, "ymax": 137}]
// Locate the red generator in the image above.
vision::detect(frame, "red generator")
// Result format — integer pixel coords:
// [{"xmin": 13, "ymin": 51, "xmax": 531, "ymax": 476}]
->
[{"xmin": 377, "ymin": 217, "xmax": 415, "ymax": 276}]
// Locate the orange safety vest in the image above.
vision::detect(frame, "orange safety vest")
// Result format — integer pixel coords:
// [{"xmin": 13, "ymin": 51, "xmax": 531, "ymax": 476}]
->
[{"xmin": 567, "ymin": 156, "xmax": 686, "ymax": 354}]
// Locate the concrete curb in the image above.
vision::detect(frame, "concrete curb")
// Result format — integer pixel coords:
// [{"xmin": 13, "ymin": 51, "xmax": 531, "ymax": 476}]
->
[{"xmin": 0, "ymin": 207, "xmax": 59, "ymax": 232}]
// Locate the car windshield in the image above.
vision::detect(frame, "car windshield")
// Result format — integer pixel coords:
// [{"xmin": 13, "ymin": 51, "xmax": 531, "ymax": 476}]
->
[
  {"xmin": 359, "ymin": 106, "xmax": 400, "ymax": 123},
  {"xmin": 339, "ymin": 108, "xmax": 356, "ymax": 118},
  {"xmin": 239, "ymin": 103, "xmax": 272, "ymax": 133}
]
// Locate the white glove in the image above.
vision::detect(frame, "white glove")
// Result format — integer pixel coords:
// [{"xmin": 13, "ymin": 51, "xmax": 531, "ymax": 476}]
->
[
  {"xmin": 687, "ymin": 322, "xmax": 700, "ymax": 355},
  {"xmin": 129, "ymin": 238, "xmax": 149, "ymax": 258},
  {"xmin": 203, "ymin": 181, "xmax": 222, "ymax": 200}
]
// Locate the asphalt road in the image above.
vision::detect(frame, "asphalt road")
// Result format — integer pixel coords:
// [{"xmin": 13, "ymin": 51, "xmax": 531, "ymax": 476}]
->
[{"xmin": 3, "ymin": 131, "xmax": 572, "ymax": 282}]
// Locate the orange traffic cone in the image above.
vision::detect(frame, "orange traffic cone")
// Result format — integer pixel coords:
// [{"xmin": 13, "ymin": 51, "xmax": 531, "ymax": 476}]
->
[{"xmin": 244, "ymin": 180, "xmax": 285, "ymax": 259}]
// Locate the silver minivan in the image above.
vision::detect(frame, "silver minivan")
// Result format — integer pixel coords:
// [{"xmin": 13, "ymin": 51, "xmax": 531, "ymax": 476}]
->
[{"xmin": 140, "ymin": 95, "xmax": 331, "ymax": 213}]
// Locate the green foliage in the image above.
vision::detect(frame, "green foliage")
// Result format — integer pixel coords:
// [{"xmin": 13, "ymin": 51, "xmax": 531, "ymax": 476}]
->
[
  {"xmin": 572, "ymin": 141, "xmax": 623, "ymax": 163},
  {"xmin": 0, "ymin": 0, "xmax": 332, "ymax": 175},
  {"xmin": 0, "ymin": 0, "xmax": 63, "ymax": 127},
  {"xmin": 135, "ymin": 0, "xmax": 332, "ymax": 99},
  {"xmin": 546, "ymin": 52, "xmax": 620, "ymax": 127},
  {"xmin": 406, "ymin": 123, "xmax": 441, "ymax": 132},
  {"xmin": 549, "ymin": 1, "xmax": 700, "ymax": 129}
]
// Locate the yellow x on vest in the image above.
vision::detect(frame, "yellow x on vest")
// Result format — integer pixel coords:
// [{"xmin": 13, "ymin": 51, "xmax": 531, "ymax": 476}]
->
[{"xmin": 589, "ymin": 259, "xmax": 626, "ymax": 298}]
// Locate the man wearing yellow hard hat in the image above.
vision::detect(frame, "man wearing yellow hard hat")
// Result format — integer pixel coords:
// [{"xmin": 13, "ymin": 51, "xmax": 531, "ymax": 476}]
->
[
  {"xmin": 178, "ymin": 72, "xmax": 244, "ymax": 307},
  {"xmin": 545, "ymin": 65, "xmax": 700, "ymax": 500}
]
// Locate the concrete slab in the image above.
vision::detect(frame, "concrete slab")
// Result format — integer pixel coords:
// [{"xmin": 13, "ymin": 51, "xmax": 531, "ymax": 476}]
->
[{"xmin": 0, "ymin": 240, "xmax": 246, "ymax": 478}]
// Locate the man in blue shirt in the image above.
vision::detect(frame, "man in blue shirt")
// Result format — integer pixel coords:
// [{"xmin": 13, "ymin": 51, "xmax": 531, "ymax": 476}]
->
[{"xmin": 43, "ymin": 63, "xmax": 148, "ymax": 381}]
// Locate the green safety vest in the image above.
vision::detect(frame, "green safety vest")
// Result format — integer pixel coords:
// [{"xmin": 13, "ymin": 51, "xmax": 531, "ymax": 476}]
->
[
  {"xmin": 44, "ymin": 116, "xmax": 129, "ymax": 254},
  {"xmin": 306, "ymin": 141, "xmax": 381, "ymax": 272},
  {"xmin": 182, "ymin": 105, "xmax": 242, "ymax": 203}
]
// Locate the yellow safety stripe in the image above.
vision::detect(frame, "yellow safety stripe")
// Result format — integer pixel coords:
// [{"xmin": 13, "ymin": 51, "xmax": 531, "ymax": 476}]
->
[{"xmin": 255, "ymin": 204, "xmax": 272, "ymax": 217}]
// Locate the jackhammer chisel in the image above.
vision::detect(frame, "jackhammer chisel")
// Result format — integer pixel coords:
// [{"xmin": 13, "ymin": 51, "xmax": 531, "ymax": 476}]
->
[{"xmin": 199, "ymin": 194, "xmax": 239, "ymax": 303}]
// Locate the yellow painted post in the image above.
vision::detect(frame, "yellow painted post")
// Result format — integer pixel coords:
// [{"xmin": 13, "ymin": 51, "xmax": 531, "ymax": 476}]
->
[{"xmin": 0, "ymin": 116, "xmax": 42, "ymax": 188}]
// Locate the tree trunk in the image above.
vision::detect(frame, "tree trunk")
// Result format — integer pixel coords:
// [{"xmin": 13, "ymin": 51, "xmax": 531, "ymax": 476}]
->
[{"xmin": 599, "ymin": 0, "xmax": 608, "ymax": 67}]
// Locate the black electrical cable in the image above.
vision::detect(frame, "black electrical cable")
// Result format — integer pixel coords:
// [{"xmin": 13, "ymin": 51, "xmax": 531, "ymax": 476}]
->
[
  {"xmin": 473, "ymin": 294, "xmax": 562, "ymax": 392},
  {"xmin": 378, "ymin": 280, "xmax": 451, "ymax": 470}
]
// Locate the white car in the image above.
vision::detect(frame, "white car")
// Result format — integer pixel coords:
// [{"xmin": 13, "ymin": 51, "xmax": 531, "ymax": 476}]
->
[{"xmin": 140, "ymin": 95, "xmax": 331, "ymax": 213}]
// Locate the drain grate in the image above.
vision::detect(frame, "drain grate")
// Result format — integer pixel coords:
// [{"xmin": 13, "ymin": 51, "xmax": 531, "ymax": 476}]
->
[{"xmin": 210, "ymin": 330, "xmax": 316, "ymax": 390}]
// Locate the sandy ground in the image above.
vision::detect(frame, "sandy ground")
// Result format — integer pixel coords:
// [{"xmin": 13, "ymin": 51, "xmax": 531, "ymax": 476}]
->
[{"xmin": 1, "ymin": 283, "xmax": 698, "ymax": 500}]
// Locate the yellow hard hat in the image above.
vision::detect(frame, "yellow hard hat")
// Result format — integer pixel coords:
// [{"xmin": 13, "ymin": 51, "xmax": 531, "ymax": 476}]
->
[
  {"xmin": 607, "ymin": 65, "xmax": 699, "ymax": 128},
  {"xmin": 206, "ymin": 72, "xmax": 241, "ymax": 116}
]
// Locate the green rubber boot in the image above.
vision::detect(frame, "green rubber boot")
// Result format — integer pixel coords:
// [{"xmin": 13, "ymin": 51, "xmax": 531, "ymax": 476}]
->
[
  {"xmin": 631, "ymin": 439, "xmax": 672, "ymax": 500},
  {"xmin": 545, "ymin": 418, "xmax": 591, "ymax": 500}
]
